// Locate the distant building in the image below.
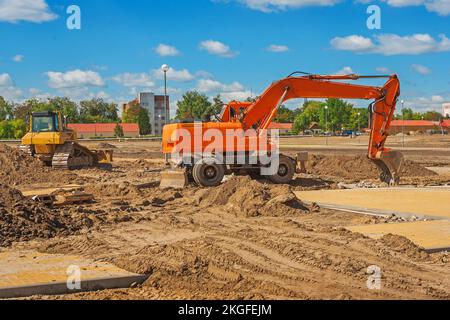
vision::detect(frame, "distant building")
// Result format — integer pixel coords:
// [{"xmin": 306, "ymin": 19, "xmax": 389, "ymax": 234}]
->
[
  {"xmin": 122, "ymin": 92, "xmax": 169, "ymax": 136},
  {"xmin": 389, "ymin": 120, "xmax": 440, "ymax": 134},
  {"xmin": 268, "ymin": 123, "xmax": 293, "ymax": 135},
  {"xmin": 68, "ymin": 123, "xmax": 140, "ymax": 138},
  {"xmin": 443, "ymin": 103, "xmax": 450, "ymax": 118}
]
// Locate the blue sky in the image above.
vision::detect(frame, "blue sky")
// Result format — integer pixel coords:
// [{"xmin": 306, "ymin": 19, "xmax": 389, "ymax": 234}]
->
[{"xmin": 0, "ymin": 0, "xmax": 449, "ymax": 115}]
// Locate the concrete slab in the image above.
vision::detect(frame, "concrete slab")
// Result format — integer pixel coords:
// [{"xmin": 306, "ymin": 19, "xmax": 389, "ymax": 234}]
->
[
  {"xmin": 0, "ymin": 250, "xmax": 147, "ymax": 299},
  {"xmin": 295, "ymin": 188, "xmax": 450, "ymax": 221},
  {"xmin": 347, "ymin": 220, "xmax": 450, "ymax": 253}
]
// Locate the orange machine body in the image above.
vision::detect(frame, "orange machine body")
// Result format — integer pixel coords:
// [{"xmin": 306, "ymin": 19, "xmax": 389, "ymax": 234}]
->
[{"xmin": 162, "ymin": 74, "xmax": 400, "ymax": 161}]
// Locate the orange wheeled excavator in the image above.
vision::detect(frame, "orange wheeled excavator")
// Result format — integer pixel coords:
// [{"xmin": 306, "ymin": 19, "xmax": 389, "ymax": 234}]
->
[{"xmin": 160, "ymin": 72, "xmax": 403, "ymax": 188}]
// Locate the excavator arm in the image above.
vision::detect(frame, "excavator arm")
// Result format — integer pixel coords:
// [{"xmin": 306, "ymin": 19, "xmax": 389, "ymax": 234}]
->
[{"xmin": 241, "ymin": 74, "xmax": 403, "ymax": 185}]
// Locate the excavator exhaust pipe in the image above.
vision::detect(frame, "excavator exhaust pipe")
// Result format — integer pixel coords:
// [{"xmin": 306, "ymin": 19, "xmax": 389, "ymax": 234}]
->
[
  {"xmin": 372, "ymin": 150, "xmax": 404, "ymax": 186},
  {"xmin": 160, "ymin": 168, "xmax": 189, "ymax": 189}
]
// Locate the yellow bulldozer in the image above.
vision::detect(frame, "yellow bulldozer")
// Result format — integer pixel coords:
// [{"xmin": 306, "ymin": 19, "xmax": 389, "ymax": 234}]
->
[{"xmin": 20, "ymin": 111, "xmax": 113, "ymax": 169}]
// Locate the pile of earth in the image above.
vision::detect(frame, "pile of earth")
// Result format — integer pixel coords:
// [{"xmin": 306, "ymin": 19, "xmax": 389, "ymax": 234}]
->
[
  {"xmin": 0, "ymin": 184, "xmax": 91, "ymax": 247},
  {"xmin": 308, "ymin": 154, "xmax": 437, "ymax": 180},
  {"xmin": 195, "ymin": 176, "xmax": 311, "ymax": 217},
  {"xmin": 0, "ymin": 144, "xmax": 77, "ymax": 186}
]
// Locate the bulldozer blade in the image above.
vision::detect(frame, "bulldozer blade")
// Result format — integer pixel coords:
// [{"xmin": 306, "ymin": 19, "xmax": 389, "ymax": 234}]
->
[
  {"xmin": 372, "ymin": 150, "xmax": 404, "ymax": 186},
  {"xmin": 160, "ymin": 168, "xmax": 189, "ymax": 189}
]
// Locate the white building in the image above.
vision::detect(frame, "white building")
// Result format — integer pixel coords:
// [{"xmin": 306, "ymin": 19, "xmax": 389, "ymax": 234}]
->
[
  {"xmin": 138, "ymin": 92, "xmax": 169, "ymax": 136},
  {"xmin": 443, "ymin": 103, "xmax": 450, "ymax": 118}
]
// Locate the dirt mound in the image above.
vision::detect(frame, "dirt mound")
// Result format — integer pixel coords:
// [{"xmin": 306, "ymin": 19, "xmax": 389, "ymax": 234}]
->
[
  {"xmin": 379, "ymin": 233, "xmax": 429, "ymax": 260},
  {"xmin": 309, "ymin": 154, "xmax": 437, "ymax": 180},
  {"xmin": 197, "ymin": 176, "xmax": 309, "ymax": 217},
  {"xmin": 0, "ymin": 144, "xmax": 76, "ymax": 186},
  {"xmin": 0, "ymin": 184, "xmax": 90, "ymax": 247},
  {"xmin": 84, "ymin": 182, "xmax": 142, "ymax": 198}
]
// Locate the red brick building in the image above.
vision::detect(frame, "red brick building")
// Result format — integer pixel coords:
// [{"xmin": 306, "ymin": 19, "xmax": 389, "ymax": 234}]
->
[
  {"xmin": 68, "ymin": 123, "xmax": 140, "ymax": 138},
  {"xmin": 389, "ymin": 120, "xmax": 440, "ymax": 134},
  {"xmin": 268, "ymin": 123, "xmax": 293, "ymax": 135}
]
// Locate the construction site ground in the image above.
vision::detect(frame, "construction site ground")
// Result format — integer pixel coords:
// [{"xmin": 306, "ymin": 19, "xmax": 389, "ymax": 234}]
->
[{"xmin": 1, "ymin": 135, "xmax": 449, "ymax": 300}]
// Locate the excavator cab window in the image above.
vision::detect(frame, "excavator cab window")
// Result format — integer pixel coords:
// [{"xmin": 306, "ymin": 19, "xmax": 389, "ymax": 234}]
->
[{"xmin": 31, "ymin": 112, "xmax": 57, "ymax": 133}]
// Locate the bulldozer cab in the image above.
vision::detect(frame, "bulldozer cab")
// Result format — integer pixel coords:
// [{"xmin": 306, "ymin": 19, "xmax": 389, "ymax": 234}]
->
[{"xmin": 30, "ymin": 111, "xmax": 62, "ymax": 133}]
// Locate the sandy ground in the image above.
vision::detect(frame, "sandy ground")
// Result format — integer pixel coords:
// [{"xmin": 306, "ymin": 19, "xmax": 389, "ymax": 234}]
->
[{"xmin": 1, "ymin": 135, "xmax": 450, "ymax": 300}]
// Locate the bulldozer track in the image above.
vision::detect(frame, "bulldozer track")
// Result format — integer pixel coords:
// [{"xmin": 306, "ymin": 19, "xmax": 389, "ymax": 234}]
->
[{"xmin": 52, "ymin": 142, "xmax": 98, "ymax": 170}]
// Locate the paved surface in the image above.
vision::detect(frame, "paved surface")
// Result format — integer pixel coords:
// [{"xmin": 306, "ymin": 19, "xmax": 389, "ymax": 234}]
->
[
  {"xmin": 295, "ymin": 188, "xmax": 450, "ymax": 220},
  {"xmin": 347, "ymin": 220, "xmax": 450, "ymax": 253},
  {"xmin": 0, "ymin": 250, "xmax": 146, "ymax": 298}
]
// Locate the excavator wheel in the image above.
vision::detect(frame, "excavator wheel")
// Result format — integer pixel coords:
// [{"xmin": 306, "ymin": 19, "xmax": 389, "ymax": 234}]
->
[
  {"xmin": 192, "ymin": 159, "xmax": 225, "ymax": 187},
  {"xmin": 268, "ymin": 155, "xmax": 296, "ymax": 184}
]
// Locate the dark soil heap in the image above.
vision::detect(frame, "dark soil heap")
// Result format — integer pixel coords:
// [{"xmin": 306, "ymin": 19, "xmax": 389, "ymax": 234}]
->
[
  {"xmin": 0, "ymin": 184, "xmax": 90, "ymax": 247},
  {"xmin": 0, "ymin": 144, "xmax": 76, "ymax": 186},
  {"xmin": 309, "ymin": 154, "xmax": 437, "ymax": 180},
  {"xmin": 197, "ymin": 176, "xmax": 310, "ymax": 217}
]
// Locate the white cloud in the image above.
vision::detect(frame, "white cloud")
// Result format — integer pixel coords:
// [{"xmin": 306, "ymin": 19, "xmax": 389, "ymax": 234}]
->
[
  {"xmin": 46, "ymin": 70, "xmax": 104, "ymax": 89},
  {"xmin": 330, "ymin": 35, "xmax": 375, "ymax": 52},
  {"xmin": 197, "ymin": 79, "xmax": 245, "ymax": 93},
  {"xmin": 236, "ymin": 0, "xmax": 340, "ymax": 12},
  {"xmin": 196, "ymin": 70, "xmax": 214, "ymax": 79},
  {"xmin": 13, "ymin": 54, "xmax": 24, "ymax": 62},
  {"xmin": 266, "ymin": 44, "xmax": 289, "ymax": 52},
  {"xmin": 199, "ymin": 40, "xmax": 238, "ymax": 57},
  {"xmin": 335, "ymin": 66, "xmax": 355, "ymax": 74},
  {"xmin": 152, "ymin": 67, "xmax": 194, "ymax": 82},
  {"xmin": 331, "ymin": 33, "xmax": 450, "ymax": 55},
  {"xmin": 112, "ymin": 73, "xmax": 155, "ymax": 87},
  {"xmin": 155, "ymin": 44, "xmax": 180, "ymax": 57},
  {"xmin": 0, "ymin": 74, "xmax": 22, "ymax": 100},
  {"xmin": 358, "ymin": 0, "xmax": 450, "ymax": 16},
  {"xmin": 376, "ymin": 66, "xmax": 391, "ymax": 73},
  {"xmin": 411, "ymin": 64, "xmax": 432, "ymax": 75},
  {"xmin": 0, "ymin": 73, "xmax": 13, "ymax": 86},
  {"xmin": 404, "ymin": 94, "xmax": 450, "ymax": 112},
  {"xmin": 0, "ymin": 0, "xmax": 57, "ymax": 23}
]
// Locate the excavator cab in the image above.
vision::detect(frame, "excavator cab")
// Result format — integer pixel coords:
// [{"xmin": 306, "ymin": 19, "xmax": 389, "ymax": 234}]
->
[{"xmin": 30, "ymin": 111, "xmax": 60, "ymax": 133}]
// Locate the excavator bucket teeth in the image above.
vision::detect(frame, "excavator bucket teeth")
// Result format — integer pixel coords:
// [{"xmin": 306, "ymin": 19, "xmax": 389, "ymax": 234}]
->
[
  {"xmin": 372, "ymin": 150, "xmax": 404, "ymax": 186},
  {"xmin": 160, "ymin": 168, "xmax": 189, "ymax": 189}
]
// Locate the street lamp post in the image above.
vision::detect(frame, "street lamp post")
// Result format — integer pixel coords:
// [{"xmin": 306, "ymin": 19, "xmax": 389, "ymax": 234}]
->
[
  {"xmin": 161, "ymin": 64, "xmax": 169, "ymax": 126},
  {"xmin": 357, "ymin": 112, "xmax": 361, "ymax": 144},
  {"xmin": 324, "ymin": 105, "xmax": 328, "ymax": 146},
  {"xmin": 401, "ymin": 100, "xmax": 405, "ymax": 148}
]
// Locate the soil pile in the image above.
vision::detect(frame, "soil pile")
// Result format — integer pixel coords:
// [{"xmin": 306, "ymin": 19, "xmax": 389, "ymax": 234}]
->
[
  {"xmin": 0, "ymin": 184, "xmax": 90, "ymax": 247},
  {"xmin": 0, "ymin": 144, "xmax": 76, "ymax": 186},
  {"xmin": 197, "ymin": 176, "xmax": 310, "ymax": 217},
  {"xmin": 309, "ymin": 155, "xmax": 437, "ymax": 180}
]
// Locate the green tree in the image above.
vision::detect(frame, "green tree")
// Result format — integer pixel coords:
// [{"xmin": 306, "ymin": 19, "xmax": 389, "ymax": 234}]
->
[
  {"xmin": 319, "ymin": 99, "xmax": 353, "ymax": 131},
  {"xmin": 122, "ymin": 102, "xmax": 152, "ymax": 135},
  {"xmin": 80, "ymin": 98, "xmax": 118, "ymax": 123},
  {"xmin": 274, "ymin": 105, "xmax": 295, "ymax": 123},
  {"xmin": 176, "ymin": 91, "xmax": 213, "ymax": 121},
  {"xmin": 48, "ymin": 97, "xmax": 80, "ymax": 123},
  {"xmin": 10, "ymin": 119, "xmax": 27, "ymax": 139},
  {"xmin": 0, "ymin": 120, "xmax": 13, "ymax": 139},
  {"xmin": 114, "ymin": 123, "xmax": 124, "ymax": 138},
  {"xmin": 292, "ymin": 101, "xmax": 323, "ymax": 134},
  {"xmin": 348, "ymin": 108, "xmax": 369, "ymax": 131},
  {"xmin": 422, "ymin": 111, "xmax": 443, "ymax": 121},
  {"xmin": 0, "ymin": 96, "xmax": 14, "ymax": 121}
]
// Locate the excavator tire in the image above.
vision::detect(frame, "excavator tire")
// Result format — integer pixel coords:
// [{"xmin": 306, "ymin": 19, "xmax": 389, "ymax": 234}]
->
[
  {"xmin": 52, "ymin": 142, "xmax": 98, "ymax": 170},
  {"xmin": 268, "ymin": 155, "xmax": 296, "ymax": 184},
  {"xmin": 192, "ymin": 160, "xmax": 225, "ymax": 187}
]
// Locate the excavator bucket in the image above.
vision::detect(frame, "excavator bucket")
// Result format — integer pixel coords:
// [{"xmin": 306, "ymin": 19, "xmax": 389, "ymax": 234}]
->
[
  {"xmin": 372, "ymin": 150, "xmax": 404, "ymax": 186},
  {"xmin": 160, "ymin": 168, "xmax": 189, "ymax": 189}
]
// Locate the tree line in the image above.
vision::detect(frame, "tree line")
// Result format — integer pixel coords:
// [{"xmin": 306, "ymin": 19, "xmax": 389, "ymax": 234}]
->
[{"xmin": 0, "ymin": 96, "xmax": 154, "ymax": 139}]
